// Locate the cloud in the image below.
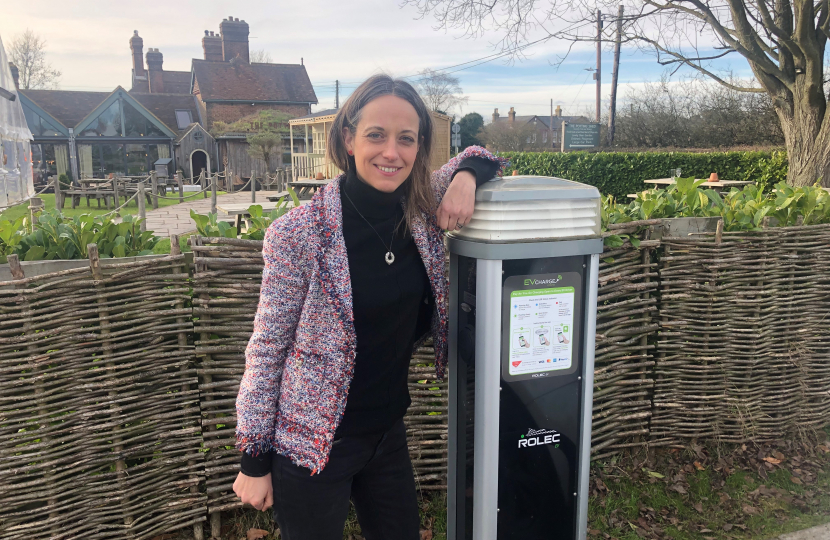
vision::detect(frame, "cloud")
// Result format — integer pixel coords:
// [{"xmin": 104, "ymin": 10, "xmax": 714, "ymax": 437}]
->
[{"xmin": 1, "ymin": 0, "xmax": 754, "ymax": 116}]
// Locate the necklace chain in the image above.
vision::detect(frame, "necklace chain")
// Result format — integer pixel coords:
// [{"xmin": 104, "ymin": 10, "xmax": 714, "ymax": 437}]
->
[{"xmin": 343, "ymin": 188, "xmax": 400, "ymax": 265}]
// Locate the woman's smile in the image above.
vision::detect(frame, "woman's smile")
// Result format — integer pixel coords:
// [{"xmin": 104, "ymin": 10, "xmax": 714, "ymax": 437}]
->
[{"xmin": 374, "ymin": 164, "xmax": 404, "ymax": 176}]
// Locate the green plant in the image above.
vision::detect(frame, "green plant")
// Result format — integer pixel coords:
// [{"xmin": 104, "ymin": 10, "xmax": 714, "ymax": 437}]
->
[
  {"xmin": 189, "ymin": 209, "xmax": 239, "ymax": 239},
  {"xmin": 241, "ymin": 190, "xmax": 300, "ymax": 240},
  {"xmin": 602, "ymin": 179, "xmax": 830, "ymax": 242},
  {"xmin": 12, "ymin": 210, "xmax": 160, "ymax": 261},
  {"xmin": 57, "ymin": 173, "xmax": 71, "ymax": 190},
  {"xmin": 190, "ymin": 188, "xmax": 300, "ymax": 240},
  {"xmin": 0, "ymin": 216, "xmax": 27, "ymax": 263}
]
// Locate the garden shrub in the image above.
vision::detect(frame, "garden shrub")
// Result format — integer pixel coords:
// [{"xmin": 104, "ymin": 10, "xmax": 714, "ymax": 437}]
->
[{"xmin": 500, "ymin": 150, "xmax": 789, "ymax": 199}]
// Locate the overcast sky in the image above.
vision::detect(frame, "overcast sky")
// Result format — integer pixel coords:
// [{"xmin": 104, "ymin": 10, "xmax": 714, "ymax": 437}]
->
[{"xmin": 0, "ymin": 0, "xmax": 753, "ymax": 120}]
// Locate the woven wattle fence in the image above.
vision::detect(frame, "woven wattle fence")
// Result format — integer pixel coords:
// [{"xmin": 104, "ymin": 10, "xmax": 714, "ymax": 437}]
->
[
  {"xmin": 1, "ymin": 222, "xmax": 829, "ymax": 540},
  {"xmin": 0, "ymin": 252, "xmax": 205, "ymax": 540},
  {"xmin": 651, "ymin": 223, "xmax": 830, "ymax": 445},
  {"xmin": 591, "ymin": 222, "xmax": 661, "ymax": 460}
]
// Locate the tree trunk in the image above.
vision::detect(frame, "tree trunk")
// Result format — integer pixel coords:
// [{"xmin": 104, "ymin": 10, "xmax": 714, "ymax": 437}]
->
[{"xmin": 770, "ymin": 78, "xmax": 830, "ymax": 187}]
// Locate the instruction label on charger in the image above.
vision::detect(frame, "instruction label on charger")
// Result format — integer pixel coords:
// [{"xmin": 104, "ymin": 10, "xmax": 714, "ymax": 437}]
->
[{"xmin": 508, "ymin": 286, "xmax": 575, "ymax": 375}]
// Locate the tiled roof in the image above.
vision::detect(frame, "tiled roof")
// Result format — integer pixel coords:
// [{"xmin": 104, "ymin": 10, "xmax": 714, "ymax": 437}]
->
[
  {"xmin": 161, "ymin": 71, "xmax": 191, "ymax": 94},
  {"xmin": 131, "ymin": 70, "xmax": 191, "ymax": 94},
  {"xmin": 131, "ymin": 93, "xmax": 201, "ymax": 133},
  {"xmin": 20, "ymin": 89, "xmax": 109, "ymax": 128},
  {"xmin": 192, "ymin": 59, "xmax": 317, "ymax": 103}
]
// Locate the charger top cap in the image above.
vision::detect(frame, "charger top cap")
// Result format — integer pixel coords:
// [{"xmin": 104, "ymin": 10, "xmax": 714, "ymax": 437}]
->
[{"xmin": 449, "ymin": 175, "xmax": 602, "ymax": 243}]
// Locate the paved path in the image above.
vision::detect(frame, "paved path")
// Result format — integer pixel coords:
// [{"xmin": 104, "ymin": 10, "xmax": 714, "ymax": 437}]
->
[
  {"xmin": 778, "ymin": 523, "xmax": 830, "ymax": 540},
  {"xmin": 136, "ymin": 190, "xmax": 296, "ymax": 238}
]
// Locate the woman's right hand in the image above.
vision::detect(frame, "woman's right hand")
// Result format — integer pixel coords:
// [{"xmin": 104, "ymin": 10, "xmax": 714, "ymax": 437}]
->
[{"xmin": 233, "ymin": 472, "xmax": 273, "ymax": 511}]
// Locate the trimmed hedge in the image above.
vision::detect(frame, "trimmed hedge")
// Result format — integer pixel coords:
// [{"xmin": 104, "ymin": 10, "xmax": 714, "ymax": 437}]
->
[{"xmin": 500, "ymin": 150, "xmax": 789, "ymax": 199}]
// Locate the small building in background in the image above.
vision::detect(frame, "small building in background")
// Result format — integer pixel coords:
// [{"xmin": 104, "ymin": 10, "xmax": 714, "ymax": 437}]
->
[
  {"xmin": 491, "ymin": 106, "xmax": 589, "ymax": 150},
  {"xmin": 288, "ymin": 109, "xmax": 452, "ymax": 180}
]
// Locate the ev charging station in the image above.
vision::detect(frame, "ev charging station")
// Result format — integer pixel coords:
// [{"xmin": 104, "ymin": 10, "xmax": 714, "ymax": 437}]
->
[{"xmin": 446, "ymin": 176, "xmax": 603, "ymax": 540}]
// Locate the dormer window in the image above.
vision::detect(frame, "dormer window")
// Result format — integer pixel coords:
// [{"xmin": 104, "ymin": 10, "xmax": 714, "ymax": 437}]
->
[{"xmin": 175, "ymin": 109, "xmax": 193, "ymax": 129}]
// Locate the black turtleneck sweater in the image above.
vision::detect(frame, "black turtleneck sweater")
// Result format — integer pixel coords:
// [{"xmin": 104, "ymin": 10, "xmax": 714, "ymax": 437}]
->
[{"xmin": 240, "ymin": 157, "xmax": 499, "ymax": 476}]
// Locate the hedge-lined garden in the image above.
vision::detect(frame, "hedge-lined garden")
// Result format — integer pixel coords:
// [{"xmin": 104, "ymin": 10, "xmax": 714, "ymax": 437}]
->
[{"xmin": 501, "ymin": 150, "xmax": 789, "ymax": 199}]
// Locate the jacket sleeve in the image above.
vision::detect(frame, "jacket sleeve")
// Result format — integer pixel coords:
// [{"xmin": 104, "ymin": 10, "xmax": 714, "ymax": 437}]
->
[
  {"xmin": 235, "ymin": 215, "xmax": 310, "ymax": 458},
  {"xmin": 431, "ymin": 146, "xmax": 509, "ymax": 206}
]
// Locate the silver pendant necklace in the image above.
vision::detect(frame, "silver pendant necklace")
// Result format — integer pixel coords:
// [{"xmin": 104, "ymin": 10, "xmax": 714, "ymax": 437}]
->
[{"xmin": 343, "ymin": 188, "xmax": 398, "ymax": 265}]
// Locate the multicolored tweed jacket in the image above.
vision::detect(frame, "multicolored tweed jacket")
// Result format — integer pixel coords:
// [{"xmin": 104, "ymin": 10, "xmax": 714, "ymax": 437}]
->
[{"xmin": 235, "ymin": 146, "xmax": 507, "ymax": 473}]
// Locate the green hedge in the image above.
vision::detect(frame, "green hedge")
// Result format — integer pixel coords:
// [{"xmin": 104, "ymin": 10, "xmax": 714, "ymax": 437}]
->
[{"xmin": 499, "ymin": 151, "xmax": 789, "ymax": 199}]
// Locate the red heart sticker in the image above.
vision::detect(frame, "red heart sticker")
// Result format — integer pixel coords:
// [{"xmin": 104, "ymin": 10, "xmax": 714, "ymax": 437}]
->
[{"xmin": 511, "ymin": 361, "xmax": 521, "ymax": 367}]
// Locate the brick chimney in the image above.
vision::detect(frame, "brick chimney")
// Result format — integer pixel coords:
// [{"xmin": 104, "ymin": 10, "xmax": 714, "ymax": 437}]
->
[
  {"xmin": 492, "ymin": 108, "xmax": 499, "ymax": 122},
  {"xmin": 220, "ymin": 17, "xmax": 250, "ymax": 63},
  {"xmin": 8, "ymin": 62, "xmax": 19, "ymax": 90},
  {"xmin": 508, "ymin": 107, "xmax": 516, "ymax": 122},
  {"xmin": 146, "ymin": 48, "xmax": 164, "ymax": 93},
  {"xmin": 130, "ymin": 31, "xmax": 145, "ymax": 77},
  {"xmin": 555, "ymin": 105, "xmax": 562, "ymax": 117},
  {"xmin": 202, "ymin": 30, "xmax": 223, "ymax": 62}
]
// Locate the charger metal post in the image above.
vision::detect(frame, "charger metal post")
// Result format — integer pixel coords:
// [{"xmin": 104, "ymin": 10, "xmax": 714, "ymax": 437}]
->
[{"xmin": 447, "ymin": 176, "xmax": 602, "ymax": 540}]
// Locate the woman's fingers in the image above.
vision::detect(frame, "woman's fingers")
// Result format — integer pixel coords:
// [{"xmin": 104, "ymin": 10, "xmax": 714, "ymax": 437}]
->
[
  {"xmin": 263, "ymin": 486, "xmax": 274, "ymax": 511},
  {"xmin": 233, "ymin": 471, "xmax": 273, "ymax": 512},
  {"xmin": 437, "ymin": 171, "xmax": 476, "ymax": 230}
]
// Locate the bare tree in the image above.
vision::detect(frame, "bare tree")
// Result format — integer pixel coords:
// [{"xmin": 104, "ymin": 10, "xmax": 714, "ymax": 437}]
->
[
  {"xmin": 417, "ymin": 68, "xmax": 468, "ymax": 113},
  {"xmin": 8, "ymin": 29, "xmax": 61, "ymax": 89},
  {"xmin": 479, "ymin": 121, "xmax": 538, "ymax": 151},
  {"xmin": 404, "ymin": 0, "xmax": 830, "ymax": 186},
  {"xmin": 249, "ymin": 49, "xmax": 273, "ymax": 63}
]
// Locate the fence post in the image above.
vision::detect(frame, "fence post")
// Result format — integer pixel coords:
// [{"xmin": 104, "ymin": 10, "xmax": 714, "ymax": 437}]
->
[
  {"xmin": 211, "ymin": 173, "xmax": 217, "ymax": 215},
  {"xmin": 113, "ymin": 177, "xmax": 120, "ymax": 209},
  {"xmin": 251, "ymin": 169, "xmax": 257, "ymax": 203},
  {"xmin": 137, "ymin": 181, "xmax": 147, "ymax": 232},
  {"xmin": 201, "ymin": 171, "xmax": 207, "ymax": 199},
  {"xmin": 176, "ymin": 173, "xmax": 184, "ymax": 204},
  {"xmin": 150, "ymin": 171, "xmax": 159, "ymax": 210},
  {"xmin": 53, "ymin": 175, "xmax": 63, "ymax": 211}
]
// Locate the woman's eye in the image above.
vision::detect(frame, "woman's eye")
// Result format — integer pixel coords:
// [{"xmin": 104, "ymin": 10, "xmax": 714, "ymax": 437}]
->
[
  {"xmin": 400, "ymin": 136, "xmax": 415, "ymax": 144},
  {"xmin": 367, "ymin": 133, "xmax": 383, "ymax": 140}
]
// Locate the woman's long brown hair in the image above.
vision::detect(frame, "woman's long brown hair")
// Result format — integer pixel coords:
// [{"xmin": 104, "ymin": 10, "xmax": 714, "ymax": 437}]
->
[{"xmin": 327, "ymin": 74, "xmax": 435, "ymax": 230}]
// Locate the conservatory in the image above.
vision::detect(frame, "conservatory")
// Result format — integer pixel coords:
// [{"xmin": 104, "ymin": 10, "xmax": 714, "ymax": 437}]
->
[{"xmin": 18, "ymin": 87, "xmax": 177, "ymax": 183}]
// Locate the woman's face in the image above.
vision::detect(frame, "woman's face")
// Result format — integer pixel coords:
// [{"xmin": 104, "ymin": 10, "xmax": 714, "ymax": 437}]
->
[{"xmin": 343, "ymin": 95, "xmax": 421, "ymax": 193}]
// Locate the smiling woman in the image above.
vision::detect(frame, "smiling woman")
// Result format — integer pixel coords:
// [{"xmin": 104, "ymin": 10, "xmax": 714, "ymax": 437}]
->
[{"xmin": 232, "ymin": 73, "xmax": 507, "ymax": 540}]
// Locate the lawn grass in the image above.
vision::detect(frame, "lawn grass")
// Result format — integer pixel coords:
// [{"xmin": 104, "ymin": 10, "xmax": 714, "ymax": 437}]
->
[
  {"xmin": 0, "ymin": 192, "xmax": 227, "ymax": 222},
  {"xmin": 205, "ymin": 427, "xmax": 830, "ymax": 540}
]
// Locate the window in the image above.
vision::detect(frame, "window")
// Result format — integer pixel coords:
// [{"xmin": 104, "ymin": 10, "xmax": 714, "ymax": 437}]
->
[
  {"xmin": 313, "ymin": 130, "xmax": 326, "ymax": 154},
  {"xmin": 80, "ymin": 96, "xmax": 170, "ymax": 138},
  {"xmin": 532, "ymin": 133, "xmax": 537, "ymax": 143},
  {"xmin": 543, "ymin": 132, "xmax": 548, "ymax": 144},
  {"xmin": 81, "ymin": 101, "xmax": 121, "ymax": 137},
  {"xmin": 22, "ymin": 105, "xmax": 63, "ymax": 137},
  {"xmin": 175, "ymin": 110, "xmax": 193, "ymax": 129}
]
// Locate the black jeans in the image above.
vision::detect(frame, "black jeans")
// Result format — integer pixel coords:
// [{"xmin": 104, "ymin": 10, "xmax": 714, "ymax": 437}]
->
[{"xmin": 271, "ymin": 418, "xmax": 420, "ymax": 540}]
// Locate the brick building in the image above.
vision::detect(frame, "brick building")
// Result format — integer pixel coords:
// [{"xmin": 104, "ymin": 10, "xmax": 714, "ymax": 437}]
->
[
  {"xmin": 491, "ymin": 106, "xmax": 589, "ymax": 150},
  {"xmin": 13, "ymin": 16, "xmax": 317, "ymax": 184}
]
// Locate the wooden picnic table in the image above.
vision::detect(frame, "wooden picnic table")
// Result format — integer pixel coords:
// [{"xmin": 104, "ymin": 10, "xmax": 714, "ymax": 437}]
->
[
  {"xmin": 644, "ymin": 178, "xmax": 754, "ymax": 189},
  {"xmin": 217, "ymin": 197, "xmax": 288, "ymax": 232},
  {"xmin": 289, "ymin": 179, "xmax": 332, "ymax": 199}
]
